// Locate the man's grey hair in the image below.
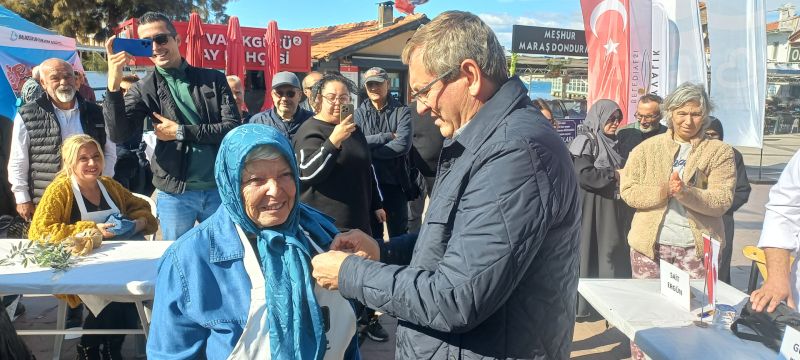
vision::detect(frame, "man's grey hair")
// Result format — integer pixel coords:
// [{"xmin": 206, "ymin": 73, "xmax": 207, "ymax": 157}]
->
[
  {"xmin": 31, "ymin": 66, "xmax": 40, "ymax": 81},
  {"xmin": 662, "ymin": 82, "xmax": 714, "ymax": 132},
  {"xmin": 226, "ymin": 75, "xmax": 241, "ymax": 83},
  {"xmin": 138, "ymin": 12, "xmax": 177, "ymax": 36},
  {"xmin": 244, "ymin": 144, "xmax": 286, "ymax": 167},
  {"xmin": 401, "ymin": 11, "xmax": 508, "ymax": 85}
]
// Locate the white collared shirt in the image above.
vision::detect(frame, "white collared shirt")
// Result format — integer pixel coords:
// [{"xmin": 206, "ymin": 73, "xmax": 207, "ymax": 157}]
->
[
  {"xmin": 7, "ymin": 101, "xmax": 116, "ymax": 204},
  {"xmin": 758, "ymin": 149, "xmax": 800, "ymax": 302}
]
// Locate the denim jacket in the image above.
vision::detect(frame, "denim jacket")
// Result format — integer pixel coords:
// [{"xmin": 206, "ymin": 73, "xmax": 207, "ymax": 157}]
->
[{"xmin": 147, "ymin": 208, "xmax": 360, "ymax": 359}]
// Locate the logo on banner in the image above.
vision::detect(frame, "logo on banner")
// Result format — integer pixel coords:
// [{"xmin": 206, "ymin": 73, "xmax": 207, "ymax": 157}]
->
[{"xmin": 10, "ymin": 31, "xmax": 18, "ymax": 41}]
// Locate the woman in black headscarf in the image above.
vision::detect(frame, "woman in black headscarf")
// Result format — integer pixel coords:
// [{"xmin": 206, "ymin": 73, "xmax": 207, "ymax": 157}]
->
[{"xmin": 568, "ymin": 99, "xmax": 630, "ymax": 318}]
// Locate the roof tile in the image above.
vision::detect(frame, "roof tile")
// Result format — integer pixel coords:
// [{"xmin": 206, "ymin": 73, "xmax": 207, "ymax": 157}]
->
[{"xmin": 297, "ymin": 13, "xmax": 427, "ymax": 60}]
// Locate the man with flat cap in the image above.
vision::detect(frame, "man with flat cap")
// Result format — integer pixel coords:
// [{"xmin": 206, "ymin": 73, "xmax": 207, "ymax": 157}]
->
[{"xmin": 250, "ymin": 71, "xmax": 315, "ymax": 139}]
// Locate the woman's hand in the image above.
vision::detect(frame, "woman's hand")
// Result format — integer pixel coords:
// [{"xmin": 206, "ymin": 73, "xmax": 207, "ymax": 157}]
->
[
  {"xmin": 669, "ymin": 171, "xmax": 684, "ymax": 197},
  {"xmin": 96, "ymin": 223, "xmax": 115, "ymax": 239},
  {"xmin": 329, "ymin": 114, "xmax": 356, "ymax": 148}
]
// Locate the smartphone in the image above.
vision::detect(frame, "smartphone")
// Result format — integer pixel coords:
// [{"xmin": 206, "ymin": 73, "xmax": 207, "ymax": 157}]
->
[
  {"xmin": 112, "ymin": 38, "xmax": 153, "ymax": 57},
  {"xmin": 340, "ymin": 103, "xmax": 354, "ymax": 122}
]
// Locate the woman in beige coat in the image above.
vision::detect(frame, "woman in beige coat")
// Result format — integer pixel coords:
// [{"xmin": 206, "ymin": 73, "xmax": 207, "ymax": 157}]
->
[
  {"xmin": 621, "ymin": 83, "xmax": 736, "ymax": 360},
  {"xmin": 620, "ymin": 82, "xmax": 735, "ymax": 280}
]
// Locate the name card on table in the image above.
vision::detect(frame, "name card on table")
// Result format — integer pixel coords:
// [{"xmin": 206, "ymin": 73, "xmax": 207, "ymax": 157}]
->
[
  {"xmin": 780, "ymin": 326, "xmax": 800, "ymax": 359},
  {"xmin": 660, "ymin": 260, "xmax": 691, "ymax": 311}
]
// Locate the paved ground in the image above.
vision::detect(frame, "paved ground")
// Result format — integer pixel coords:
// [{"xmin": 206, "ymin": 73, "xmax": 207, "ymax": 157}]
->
[{"xmin": 13, "ymin": 133, "xmax": 800, "ymax": 359}]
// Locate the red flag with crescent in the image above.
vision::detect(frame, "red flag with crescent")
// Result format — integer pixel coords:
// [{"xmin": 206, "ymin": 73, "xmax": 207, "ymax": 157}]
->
[{"xmin": 580, "ymin": 0, "xmax": 630, "ymax": 124}]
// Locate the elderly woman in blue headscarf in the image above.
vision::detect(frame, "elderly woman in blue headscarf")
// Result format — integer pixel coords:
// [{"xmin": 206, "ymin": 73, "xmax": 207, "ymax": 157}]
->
[
  {"xmin": 147, "ymin": 124, "xmax": 376, "ymax": 359},
  {"xmin": 568, "ymin": 99, "xmax": 630, "ymax": 318}
]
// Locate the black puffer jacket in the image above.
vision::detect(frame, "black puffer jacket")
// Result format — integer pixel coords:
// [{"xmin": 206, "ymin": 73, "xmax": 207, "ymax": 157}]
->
[
  {"xmin": 103, "ymin": 61, "xmax": 240, "ymax": 194},
  {"xmin": 339, "ymin": 78, "xmax": 581, "ymax": 359}
]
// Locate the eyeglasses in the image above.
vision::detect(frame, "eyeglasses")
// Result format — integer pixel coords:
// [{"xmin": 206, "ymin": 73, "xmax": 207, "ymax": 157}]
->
[
  {"xmin": 142, "ymin": 33, "xmax": 174, "ymax": 45},
  {"xmin": 410, "ymin": 67, "xmax": 459, "ymax": 105},
  {"xmin": 634, "ymin": 112, "xmax": 660, "ymax": 121},
  {"xmin": 322, "ymin": 93, "xmax": 351, "ymax": 104},
  {"xmin": 274, "ymin": 89, "xmax": 296, "ymax": 98}
]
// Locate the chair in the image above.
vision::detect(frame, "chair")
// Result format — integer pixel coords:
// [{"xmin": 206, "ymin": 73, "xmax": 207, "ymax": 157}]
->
[
  {"xmin": 743, "ymin": 245, "xmax": 795, "ymax": 294},
  {"xmin": 132, "ymin": 193, "xmax": 157, "ymax": 241}
]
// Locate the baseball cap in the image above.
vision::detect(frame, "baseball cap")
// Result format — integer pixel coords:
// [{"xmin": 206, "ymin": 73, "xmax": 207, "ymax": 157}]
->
[
  {"xmin": 364, "ymin": 67, "xmax": 388, "ymax": 84},
  {"xmin": 271, "ymin": 71, "xmax": 301, "ymax": 89}
]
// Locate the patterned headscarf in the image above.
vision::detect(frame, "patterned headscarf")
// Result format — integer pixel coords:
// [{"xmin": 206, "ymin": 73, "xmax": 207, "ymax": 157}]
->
[{"xmin": 215, "ymin": 124, "xmax": 338, "ymax": 359}]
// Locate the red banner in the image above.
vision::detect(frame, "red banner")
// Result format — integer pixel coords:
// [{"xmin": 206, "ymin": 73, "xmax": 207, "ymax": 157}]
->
[
  {"xmin": 117, "ymin": 20, "xmax": 311, "ymax": 73},
  {"xmin": 580, "ymin": 0, "xmax": 630, "ymax": 124}
]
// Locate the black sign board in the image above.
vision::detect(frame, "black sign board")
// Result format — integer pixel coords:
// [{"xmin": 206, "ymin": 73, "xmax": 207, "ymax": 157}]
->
[
  {"xmin": 790, "ymin": 47, "xmax": 800, "ymax": 63},
  {"xmin": 511, "ymin": 25, "xmax": 588, "ymax": 57}
]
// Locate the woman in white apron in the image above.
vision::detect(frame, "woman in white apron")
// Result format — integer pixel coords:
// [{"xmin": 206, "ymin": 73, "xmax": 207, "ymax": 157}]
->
[
  {"xmin": 28, "ymin": 134, "xmax": 158, "ymax": 359},
  {"xmin": 148, "ymin": 125, "xmax": 375, "ymax": 359}
]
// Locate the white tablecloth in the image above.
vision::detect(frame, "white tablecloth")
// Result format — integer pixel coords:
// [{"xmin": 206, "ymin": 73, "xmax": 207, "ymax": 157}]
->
[
  {"xmin": 0, "ymin": 239, "xmax": 171, "ymax": 315},
  {"xmin": 578, "ymin": 278, "xmax": 775, "ymax": 360}
]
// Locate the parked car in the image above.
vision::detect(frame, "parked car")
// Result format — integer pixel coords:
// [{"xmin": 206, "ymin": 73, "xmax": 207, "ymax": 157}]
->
[{"xmin": 546, "ymin": 99, "xmax": 587, "ymax": 143}]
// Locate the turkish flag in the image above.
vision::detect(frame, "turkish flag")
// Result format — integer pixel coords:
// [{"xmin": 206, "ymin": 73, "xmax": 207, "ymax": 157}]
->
[{"xmin": 580, "ymin": 0, "xmax": 630, "ymax": 124}]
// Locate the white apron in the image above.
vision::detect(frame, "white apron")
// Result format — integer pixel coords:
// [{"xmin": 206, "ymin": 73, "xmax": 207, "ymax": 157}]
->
[
  {"xmin": 227, "ymin": 225, "xmax": 357, "ymax": 360},
  {"xmin": 70, "ymin": 176, "xmax": 121, "ymax": 316},
  {"xmin": 70, "ymin": 176, "xmax": 120, "ymax": 224}
]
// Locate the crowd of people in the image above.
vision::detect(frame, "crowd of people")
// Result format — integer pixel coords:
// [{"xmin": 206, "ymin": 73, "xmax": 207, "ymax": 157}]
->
[{"xmin": 2, "ymin": 7, "xmax": 798, "ymax": 360}]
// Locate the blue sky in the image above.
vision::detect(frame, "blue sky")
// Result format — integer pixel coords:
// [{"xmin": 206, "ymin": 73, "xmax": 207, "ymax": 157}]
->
[
  {"xmin": 226, "ymin": 0, "xmax": 799, "ymax": 49},
  {"xmin": 226, "ymin": 0, "xmax": 585, "ymax": 48}
]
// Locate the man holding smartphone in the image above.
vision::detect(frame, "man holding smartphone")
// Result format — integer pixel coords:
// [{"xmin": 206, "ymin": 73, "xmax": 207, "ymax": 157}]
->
[
  {"xmin": 103, "ymin": 11, "xmax": 241, "ymax": 241},
  {"xmin": 249, "ymin": 71, "xmax": 314, "ymax": 138}
]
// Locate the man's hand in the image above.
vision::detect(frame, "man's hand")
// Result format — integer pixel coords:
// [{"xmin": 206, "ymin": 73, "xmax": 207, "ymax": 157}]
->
[
  {"xmin": 153, "ymin": 113, "xmax": 179, "ymax": 141},
  {"xmin": 330, "ymin": 229, "xmax": 380, "ymax": 260},
  {"xmin": 375, "ymin": 209, "xmax": 387, "ymax": 223},
  {"xmin": 104, "ymin": 36, "xmax": 132, "ymax": 92},
  {"xmin": 16, "ymin": 202, "xmax": 34, "ymax": 221},
  {"xmin": 311, "ymin": 250, "xmax": 352, "ymax": 290},
  {"xmin": 752, "ymin": 278, "xmax": 794, "ymax": 312},
  {"xmin": 751, "ymin": 247, "xmax": 795, "ymax": 312},
  {"xmin": 669, "ymin": 171, "xmax": 684, "ymax": 197}
]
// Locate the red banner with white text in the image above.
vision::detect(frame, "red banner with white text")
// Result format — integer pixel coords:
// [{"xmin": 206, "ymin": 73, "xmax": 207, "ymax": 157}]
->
[{"xmin": 116, "ymin": 19, "xmax": 311, "ymax": 73}]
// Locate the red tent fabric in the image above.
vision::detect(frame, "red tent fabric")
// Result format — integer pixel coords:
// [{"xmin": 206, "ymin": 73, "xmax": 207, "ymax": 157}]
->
[
  {"xmin": 185, "ymin": 12, "xmax": 204, "ymax": 67},
  {"xmin": 225, "ymin": 16, "xmax": 245, "ymax": 84},
  {"xmin": 261, "ymin": 20, "xmax": 279, "ymax": 111}
]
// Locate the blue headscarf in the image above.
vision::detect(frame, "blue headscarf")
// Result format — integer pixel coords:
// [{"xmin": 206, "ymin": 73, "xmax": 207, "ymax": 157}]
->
[{"xmin": 215, "ymin": 124, "xmax": 339, "ymax": 359}]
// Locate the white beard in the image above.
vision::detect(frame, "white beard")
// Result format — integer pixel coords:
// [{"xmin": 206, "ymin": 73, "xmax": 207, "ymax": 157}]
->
[
  {"xmin": 640, "ymin": 124, "xmax": 656, "ymax": 133},
  {"xmin": 55, "ymin": 88, "xmax": 76, "ymax": 103}
]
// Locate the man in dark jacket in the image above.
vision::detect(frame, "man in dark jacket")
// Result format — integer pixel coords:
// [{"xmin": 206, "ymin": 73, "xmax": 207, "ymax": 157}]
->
[
  {"xmin": 407, "ymin": 100, "xmax": 444, "ymax": 233},
  {"xmin": 706, "ymin": 118, "xmax": 751, "ymax": 284},
  {"xmin": 355, "ymin": 67, "xmax": 413, "ymax": 239},
  {"xmin": 312, "ymin": 11, "xmax": 581, "ymax": 359},
  {"xmin": 104, "ymin": 12, "xmax": 240, "ymax": 240},
  {"xmin": 616, "ymin": 94, "xmax": 667, "ymax": 164},
  {"xmin": 249, "ymin": 71, "xmax": 314, "ymax": 138}
]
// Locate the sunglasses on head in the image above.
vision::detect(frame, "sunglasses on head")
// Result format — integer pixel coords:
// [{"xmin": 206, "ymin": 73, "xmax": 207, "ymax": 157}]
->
[
  {"xmin": 274, "ymin": 89, "xmax": 296, "ymax": 98},
  {"xmin": 143, "ymin": 33, "xmax": 173, "ymax": 45}
]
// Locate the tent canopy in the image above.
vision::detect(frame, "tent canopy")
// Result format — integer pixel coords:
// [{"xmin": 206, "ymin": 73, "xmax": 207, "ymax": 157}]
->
[{"xmin": 0, "ymin": 4, "xmax": 80, "ymax": 121}]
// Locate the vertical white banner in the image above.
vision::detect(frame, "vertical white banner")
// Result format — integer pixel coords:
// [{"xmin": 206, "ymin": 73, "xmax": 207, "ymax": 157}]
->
[
  {"xmin": 706, "ymin": 0, "xmax": 766, "ymax": 148},
  {"xmin": 650, "ymin": 0, "xmax": 707, "ymax": 99},
  {"xmin": 628, "ymin": 0, "xmax": 652, "ymax": 123}
]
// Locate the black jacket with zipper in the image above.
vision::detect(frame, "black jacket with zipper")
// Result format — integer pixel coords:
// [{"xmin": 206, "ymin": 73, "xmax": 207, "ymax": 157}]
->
[{"xmin": 103, "ymin": 60, "xmax": 240, "ymax": 194}]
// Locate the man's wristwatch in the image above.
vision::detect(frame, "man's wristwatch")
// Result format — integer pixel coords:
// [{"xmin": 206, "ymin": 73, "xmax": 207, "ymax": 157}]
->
[{"xmin": 175, "ymin": 125, "xmax": 185, "ymax": 141}]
